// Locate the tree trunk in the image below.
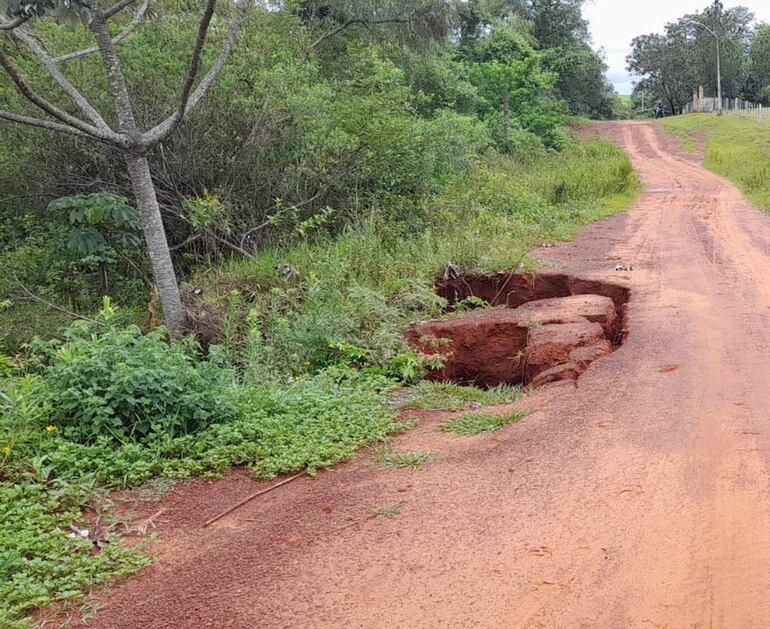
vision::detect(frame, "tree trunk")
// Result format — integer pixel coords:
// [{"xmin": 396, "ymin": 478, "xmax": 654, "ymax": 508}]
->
[
  {"xmin": 125, "ymin": 153, "xmax": 185, "ymax": 333},
  {"xmin": 503, "ymin": 92, "xmax": 511, "ymax": 135}
]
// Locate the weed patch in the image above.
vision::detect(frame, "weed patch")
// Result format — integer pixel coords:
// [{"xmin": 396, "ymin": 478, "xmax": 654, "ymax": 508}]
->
[
  {"xmin": 372, "ymin": 503, "xmax": 404, "ymax": 519},
  {"xmin": 438, "ymin": 411, "xmax": 526, "ymax": 436},
  {"xmin": 375, "ymin": 446, "xmax": 436, "ymax": 470},
  {"xmin": 399, "ymin": 381, "xmax": 524, "ymax": 410}
]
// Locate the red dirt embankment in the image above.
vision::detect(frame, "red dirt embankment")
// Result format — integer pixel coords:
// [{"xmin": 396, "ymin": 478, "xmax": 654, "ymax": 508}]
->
[{"xmin": 406, "ymin": 289, "xmax": 624, "ymax": 388}]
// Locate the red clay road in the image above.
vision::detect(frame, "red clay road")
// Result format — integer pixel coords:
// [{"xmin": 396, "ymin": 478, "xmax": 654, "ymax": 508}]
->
[{"xmin": 82, "ymin": 121, "xmax": 770, "ymax": 628}]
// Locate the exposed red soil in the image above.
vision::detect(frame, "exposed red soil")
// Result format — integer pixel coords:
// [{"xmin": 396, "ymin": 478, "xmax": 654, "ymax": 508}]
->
[
  {"xmin": 73, "ymin": 121, "xmax": 770, "ymax": 628},
  {"xmin": 405, "ymin": 292, "xmax": 622, "ymax": 388}
]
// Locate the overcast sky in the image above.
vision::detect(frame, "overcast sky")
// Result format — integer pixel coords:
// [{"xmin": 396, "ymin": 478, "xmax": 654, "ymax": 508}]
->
[{"xmin": 584, "ymin": 0, "xmax": 770, "ymax": 95}]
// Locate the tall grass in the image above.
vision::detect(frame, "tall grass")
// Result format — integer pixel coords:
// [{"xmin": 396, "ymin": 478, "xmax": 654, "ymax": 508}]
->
[{"xmin": 659, "ymin": 114, "xmax": 770, "ymax": 209}]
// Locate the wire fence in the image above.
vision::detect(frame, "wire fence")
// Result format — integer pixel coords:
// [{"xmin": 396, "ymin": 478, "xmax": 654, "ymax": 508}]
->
[{"xmin": 684, "ymin": 96, "xmax": 767, "ymax": 121}]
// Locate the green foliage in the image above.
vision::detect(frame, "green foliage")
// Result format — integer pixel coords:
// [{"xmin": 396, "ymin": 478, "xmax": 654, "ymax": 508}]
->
[
  {"xmin": 0, "ymin": 203, "xmax": 148, "ymax": 322},
  {"xmin": 749, "ymin": 26, "xmax": 770, "ymax": 104},
  {"xmin": 660, "ymin": 114, "xmax": 770, "ymax": 210},
  {"xmin": 34, "ymin": 303, "xmax": 237, "ymax": 444},
  {"xmin": 629, "ymin": 4, "xmax": 755, "ymax": 112},
  {"xmin": 400, "ymin": 381, "xmax": 524, "ymax": 410},
  {"xmin": 542, "ymin": 44, "xmax": 617, "ymax": 119},
  {"xmin": 0, "ymin": 481, "xmax": 150, "ymax": 628},
  {"xmin": 460, "ymin": 23, "xmax": 567, "ymax": 148},
  {"xmin": 50, "ymin": 193, "xmax": 142, "ymax": 264},
  {"xmin": 438, "ymin": 410, "xmax": 525, "ymax": 436},
  {"xmin": 0, "ymin": 334, "xmax": 398, "ymax": 625}
]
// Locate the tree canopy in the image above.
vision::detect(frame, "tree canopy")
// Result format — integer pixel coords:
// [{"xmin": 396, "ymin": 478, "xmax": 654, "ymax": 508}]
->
[{"xmin": 627, "ymin": 1, "xmax": 763, "ymax": 112}]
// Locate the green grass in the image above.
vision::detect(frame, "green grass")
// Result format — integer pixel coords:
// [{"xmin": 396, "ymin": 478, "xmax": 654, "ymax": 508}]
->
[
  {"xmin": 375, "ymin": 446, "xmax": 435, "ymax": 469},
  {"xmin": 681, "ymin": 135, "xmax": 697, "ymax": 153},
  {"xmin": 438, "ymin": 410, "xmax": 526, "ymax": 436},
  {"xmin": 399, "ymin": 381, "xmax": 524, "ymax": 410},
  {"xmin": 0, "ymin": 303, "xmax": 71, "ymax": 351},
  {"xmin": 659, "ymin": 114, "xmax": 770, "ymax": 209}
]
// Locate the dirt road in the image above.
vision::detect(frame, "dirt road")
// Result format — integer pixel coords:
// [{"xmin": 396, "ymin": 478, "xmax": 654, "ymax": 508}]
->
[{"xmin": 85, "ymin": 121, "xmax": 770, "ymax": 628}]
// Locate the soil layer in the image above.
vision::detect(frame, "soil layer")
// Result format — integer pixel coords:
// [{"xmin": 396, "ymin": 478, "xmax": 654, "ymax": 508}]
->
[
  {"xmin": 77, "ymin": 121, "xmax": 770, "ymax": 628},
  {"xmin": 406, "ymin": 291, "xmax": 623, "ymax": 388}
]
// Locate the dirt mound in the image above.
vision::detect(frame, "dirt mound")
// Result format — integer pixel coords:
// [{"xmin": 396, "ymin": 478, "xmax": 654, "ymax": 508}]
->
[
  {"xmin": 515, "ymin": 294, "xmax": 617, "ymax": 335},
  {"xmin": 407, "ymin": 275, "xmax": 628, "ymax": 388},
  {"xmin": 524, "ymin": 321, "xmax": 610, "ymax": 386}
]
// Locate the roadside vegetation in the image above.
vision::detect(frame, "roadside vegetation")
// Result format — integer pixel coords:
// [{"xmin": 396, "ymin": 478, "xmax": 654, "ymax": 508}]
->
[
  {"xmin": 660, "ymin": 114, "xmax": 770, "ymax": 209},
  {"xmin": 438, "ymin": 410, "xmax": 526, "ymax": 436},
  {"xmin": 0, "ymin": 0, "xmax": 638, "ymax": 625}
]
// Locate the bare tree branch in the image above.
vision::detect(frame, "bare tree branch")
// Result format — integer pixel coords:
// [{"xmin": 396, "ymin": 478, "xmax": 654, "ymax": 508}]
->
[
  {"xmin": 54, "ymin": 0, "xmax": 149, "ymax": 64},
  {"xmin": 12, "ymin": 27, "xmax": 116, "ymax": 134},
  {"xmin": 0, "ymin": 48, "xmax": 116, "ymax": 141},
  {"xmin": 0, "ymin": 16, "xmax": 29, "ymax": 31},
  {"xmin": 0, "ymin": 108, "xmax": 88, "ymax": 137},
  {"xmin": 12, "ymin": 275, "xmax": 101, "ymax": 323},
  {"xmin": 154, "ymin": 0, "xmax": 216, "ymax": 138},
  {"xmin": 88, "ymin": 10, "xmax": 138, "ymax": 135},
  {"xmin": 103, "ymin": 0, "xmax": 140, "ymax": 20},
  {"xmin": 311, "ymin": 17, "xmax": 413, "ymax": 49},
  {"xmin": 144, "ymin": 0, "xmax": 249, "ymax": 146}
]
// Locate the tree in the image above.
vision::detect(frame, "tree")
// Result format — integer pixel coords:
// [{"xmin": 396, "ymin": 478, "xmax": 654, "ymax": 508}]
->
[
  {"xmin": 526, "ymin": 0, "xmax": 588, "ymax": 48},
  {"xmin": 681, "ymin": 3, "xmax": 753, "ymax": 100},
  {"xmin": 0, "ymin": 0, "xmax": 251, "ymax": 333},
  {"xmin": 456, "ymin": 0, "xmax": 526, "ymax": 44},
  {"xmin": 628, "ymin": 2, "xmax": 756, "ymax": 112},
  {"xmin": 290, "ymin": 0, "xmax": 456, "ymax": 49},
  {"xmin": 748, "ymin": 25, "xmax": 770, "ymax": 102},
  {"xmin": 542, "ymin": 43, "xmax": 616, "ymax": 118},
  {"xmin": 462, "ymin": 24, "xmax": 565, "ymax": 147},
  {"xmin": 628, "ymin": 28, "xmax": 697, "ymax": 114}
]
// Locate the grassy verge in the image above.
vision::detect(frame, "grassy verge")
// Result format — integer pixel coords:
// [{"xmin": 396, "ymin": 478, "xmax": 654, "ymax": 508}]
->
[
  {"xmin": 659, "ymin": 114, "xmax": 770, "ymax": 208},
  {"xmin": 438, "ymin": 410, "xmax": 526, "ymax": 436},
  {"xmin": 398, "ymin": 382, "xmax": 524, "ymax": 410},
  {"xmin": 0, "ymin": 132, "xmax": 637, "ymax": 626}
]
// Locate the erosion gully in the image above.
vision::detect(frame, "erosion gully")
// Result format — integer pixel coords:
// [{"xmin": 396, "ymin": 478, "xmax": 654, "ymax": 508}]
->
[{"xmin": 79, "ymin": 121, "xmax": 770, "ymax": 628}]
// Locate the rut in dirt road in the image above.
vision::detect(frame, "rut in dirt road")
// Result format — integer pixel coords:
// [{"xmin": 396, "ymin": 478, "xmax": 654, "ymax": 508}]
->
[{"xmin": 82, "ymin": 121, "xmax": 770, "ymax": 628}]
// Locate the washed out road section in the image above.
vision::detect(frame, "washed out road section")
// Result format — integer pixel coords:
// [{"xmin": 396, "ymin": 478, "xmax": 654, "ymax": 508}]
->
[{"xmin": 84, "ymin": 121, "xmax": 770, "ymax": 628}]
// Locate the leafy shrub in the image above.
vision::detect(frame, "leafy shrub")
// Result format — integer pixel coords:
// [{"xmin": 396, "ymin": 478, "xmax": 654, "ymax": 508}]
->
[{"xmin": 35, "ymin": 304, "xmax": 236, "ymax": 444}]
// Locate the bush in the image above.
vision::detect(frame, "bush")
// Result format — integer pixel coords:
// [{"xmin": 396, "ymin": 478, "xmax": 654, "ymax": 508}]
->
[{"xmin": 35, "ymin": 303, "xmax": 236, "ymax": 444}]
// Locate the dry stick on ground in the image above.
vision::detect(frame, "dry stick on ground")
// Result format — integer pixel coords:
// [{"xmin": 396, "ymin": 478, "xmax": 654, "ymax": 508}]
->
[
  {"xmin": 125, "ymin": 509, "xmax": 166, "ymax": 536},
  {"xmin": 487, "ymin": 251, "xmax": 529, "ymax": 307},
  {"xmin": 12, "ymin": 276, "xmax": 101, "ymax": 323},
  {"xmin": 203, "ymin": 472, "xmax": 307, "ymax": 527}
]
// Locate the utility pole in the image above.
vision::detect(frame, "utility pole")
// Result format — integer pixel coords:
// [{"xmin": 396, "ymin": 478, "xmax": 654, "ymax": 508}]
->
[{"xmin": 687, "ymin": 18, "xmax": 722, "ymax": 115}]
